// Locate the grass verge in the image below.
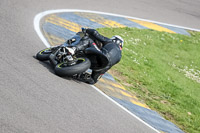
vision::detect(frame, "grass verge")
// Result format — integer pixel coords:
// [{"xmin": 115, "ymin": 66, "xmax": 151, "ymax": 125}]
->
[{"xmin": 97, "ymin": 27, "xmax": 200, "ymax": 133}]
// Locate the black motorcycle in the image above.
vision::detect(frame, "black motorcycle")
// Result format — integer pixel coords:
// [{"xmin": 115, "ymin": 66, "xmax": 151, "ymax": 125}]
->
[{"xmin": 36, "ymin": 29, "xmax": 108, "ymax": 77}]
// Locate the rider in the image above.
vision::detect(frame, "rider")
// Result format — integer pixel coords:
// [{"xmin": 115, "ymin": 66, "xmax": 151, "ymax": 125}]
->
[{"xmin": 66, "ymin": 28, "xmax": 124, "ymax": 84}]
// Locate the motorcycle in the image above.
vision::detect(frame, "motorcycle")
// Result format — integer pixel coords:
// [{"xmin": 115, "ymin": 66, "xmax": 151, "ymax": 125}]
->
[{"xmin": 36, "ymin": 29, "xmax": 108, "ymax": 77}]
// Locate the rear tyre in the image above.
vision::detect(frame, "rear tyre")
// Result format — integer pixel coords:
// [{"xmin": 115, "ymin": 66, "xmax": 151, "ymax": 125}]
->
[
  {"xmin": 36, "ymin": 48, "xmax": 52, "ymax": 61},
  {"xmin": 55, "ymin": 57, "xmax": 91, "ymax": 76}
]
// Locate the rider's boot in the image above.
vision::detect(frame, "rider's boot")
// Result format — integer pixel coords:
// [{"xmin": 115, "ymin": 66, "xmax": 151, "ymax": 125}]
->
[{"xmin": 73, "ymin": 72, "xmax": 95, "ymax": 84}]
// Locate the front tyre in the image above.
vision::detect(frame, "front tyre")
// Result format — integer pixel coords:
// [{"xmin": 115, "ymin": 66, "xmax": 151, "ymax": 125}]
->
[
  {"xmin": 55, "ymin": 57, "xmax": 91, "ymax": 76},
  {"xmin": 36, "ymin": 48, "xmax": 52, "ymax": 61}
]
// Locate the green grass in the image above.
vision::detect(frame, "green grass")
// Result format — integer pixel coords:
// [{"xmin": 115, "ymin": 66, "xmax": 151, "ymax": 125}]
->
[{"xmin": 97, "ymin": 27, "xmax": 200, "ymax": 133}]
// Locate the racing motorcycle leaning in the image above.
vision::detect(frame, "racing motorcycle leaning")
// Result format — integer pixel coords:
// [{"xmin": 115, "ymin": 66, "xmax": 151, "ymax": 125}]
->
[
  {"xmin": 36, "ymin": 30, "xmax": 92, "ymax": 77},
  {"xmin": 36, "ymin": 29, "xmax": 108, "ymax": 78}
]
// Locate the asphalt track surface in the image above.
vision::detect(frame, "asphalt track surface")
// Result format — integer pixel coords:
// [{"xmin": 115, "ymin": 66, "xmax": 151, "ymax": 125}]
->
[{"xmin": 1, "ymin": 0, "xmax": 200, "ymax": 133}]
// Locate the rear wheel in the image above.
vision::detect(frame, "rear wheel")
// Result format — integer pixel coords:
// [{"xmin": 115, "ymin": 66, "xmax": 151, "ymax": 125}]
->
[
  {"xmin": 55, "ymin": 57, "xmax": 91, "ymax": 76},
  {"xmin": 36, "ymin": 48, "xmax": 52, "ymax": 61}
]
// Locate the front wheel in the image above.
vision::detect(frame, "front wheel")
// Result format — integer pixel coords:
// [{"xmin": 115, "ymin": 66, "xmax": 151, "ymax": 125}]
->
[
  {"xmin": 36, "ymin": 48, "xmax": 52, "ymax": 61},
  {"xmin": 55, "ymin": 57, "xmax": 91, "ymax": 76}
]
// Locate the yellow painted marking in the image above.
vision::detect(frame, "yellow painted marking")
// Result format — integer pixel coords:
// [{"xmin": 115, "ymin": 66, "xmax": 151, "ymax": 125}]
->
[
  {"xmin": 75, "ymin": 12, "xmax": 126, "ymax": 28},
  {"xmin": 43, "ymin": 31, "xmax": 66, "ymax": 46},
  {"xmin": 99, "ymin": 78, "xmax": 150, "ymax": 109},
  {"xmin": 128, "ymin": 18, "xmax": 176, "ymax": 33},
  {"xmin": 110, "ymin": 82, "xmax": 127, "ymax": 91},
  {"xmin": 120, "ymin": 90, "xmax": 137, "ymax": 99},
  {"xmin": 107, "ymin": 86, "xmax": 115, "ymax": 92},
  {"xmin": 43, "ymin": 31, "xmax": 54, "ymax": 46},
  {"xmin": 160, "ymin": 131, "xmax": 167, "ymax": 133},
  {"xmin": 48, "ymin": 34, "xmax": 66, "ymax": 43},
  {"xmin": 99, "ymin": 78, "xmax": 106, "ymax": 83},
  {"xmin": 46, "ymin": 15, "xmax": 82, "ymax": 33},
  {"xmin": 130, "ymin": 99, "xmax": 150, "ymax": 109},
  {"xmin": 100, "ymin": 78, "xmax": 127, "ymax": 91},
  {"xmin": 100, "ymin": 79, "xmax": 125, "ymax": 90}
]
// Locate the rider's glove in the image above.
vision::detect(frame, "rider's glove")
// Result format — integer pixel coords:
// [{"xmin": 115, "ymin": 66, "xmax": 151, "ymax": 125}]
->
[
  {"xmin": 81, "ymin": 27, "xmax": 86, "ymax": 31},
  {"xmin": 81, "ymin": 27, "xmax": 88, "ymax": 34},
  {"xmin": 67, "ymin": 38, "xmax": 76, "ymax": 44},
  {"xmin": 66, "ymin": 47, "xmax": 76, "ymax": 55}
]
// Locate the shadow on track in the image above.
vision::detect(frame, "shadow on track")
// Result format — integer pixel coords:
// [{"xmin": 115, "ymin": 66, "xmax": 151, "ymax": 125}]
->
[{"xmin": 32, "ymin": 55, "xmax": 83, "ymax": 84}]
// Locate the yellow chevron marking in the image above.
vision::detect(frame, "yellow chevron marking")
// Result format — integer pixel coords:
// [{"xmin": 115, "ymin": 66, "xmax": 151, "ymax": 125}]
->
[
  {"xmin": 107, "ymin": 86, "xmax": 115, "ymax": 91},
  {"xmin": 75, "ymin": 12, "xmax": 126, "ymax": 28},
  {"xmin": 130, "ymin": 99, "xmax": 150, "ymax": 109},
  {"xmin": 98, "ymin": 78, "xmax": 149, "ymax": 109},
  {"xmin": 46, "ymin": 15, "xmax": 82, "ymax": 33},
  {"xmin": 49, "ymin": 35, "xmax": 66, "ymax": 46},
  {"xmin": 128, "ymin": 18, "xmax": 176, "ymax": 33},
  {"xmin": 48, "ymin": 34, "xmax": 66, "ymax": 43},
  {"xmin": 120, "ymin": 90, "xmax": 137, "ymax": 99},
  {"xmin": 100, "ymin": 78, "xmax": 127, "ymax": 91},
  {"xmin": 43, "ymin": 31, "xmax": 54, "ymax": 46},
  {"xmin": 43, "ymin": 31, "xmax": 66, "ymax": 46},
  {"xmin": 112, "ymin": 83, "xmax": 127, "ymax": 91}
]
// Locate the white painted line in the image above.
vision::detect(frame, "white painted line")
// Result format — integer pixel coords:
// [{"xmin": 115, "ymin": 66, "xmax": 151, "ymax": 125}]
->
[
  {"xmin": 34, "ymin": 13, "xmax": 51, "ymax": 48},
  {"xmin": 34, "ymin": 9, "xmax": 196, "ymax": 133}
]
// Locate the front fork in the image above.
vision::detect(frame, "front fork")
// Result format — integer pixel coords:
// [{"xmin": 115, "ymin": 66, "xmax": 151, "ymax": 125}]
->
[
  {"xmin": 49, "ymin": 46, "xmax": 72, "ymax": 66},
  {"xmin": 49, "ymin": 48, "xmax": 60, "ymax": 66},
  {"xmin": 49, "ymin": 54, "xmax": 58, "ymax": 66}
]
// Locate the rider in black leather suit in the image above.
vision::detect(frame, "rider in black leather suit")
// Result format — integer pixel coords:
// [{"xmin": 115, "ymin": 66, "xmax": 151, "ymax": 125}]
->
[{"xmin": 69, "ymin": 28, "xmax": 124, "ymax": 84}]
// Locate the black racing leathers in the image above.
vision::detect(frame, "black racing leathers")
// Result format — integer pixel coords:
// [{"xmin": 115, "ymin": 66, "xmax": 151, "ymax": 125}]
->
[{"xmin": 74, "ymin": 29, "xmax": 122, "ymax": 84}]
